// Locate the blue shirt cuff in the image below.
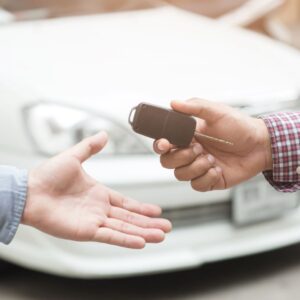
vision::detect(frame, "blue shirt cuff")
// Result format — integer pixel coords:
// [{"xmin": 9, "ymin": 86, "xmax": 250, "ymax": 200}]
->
[{"xmin": 0, "ymin": 166, "xmax": 28, "ymax": 244}]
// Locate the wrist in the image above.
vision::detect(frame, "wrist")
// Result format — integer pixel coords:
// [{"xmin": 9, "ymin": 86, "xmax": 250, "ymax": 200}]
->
[
  {"xmin": 254, "ymin": 118, "xmax": 273, "ymax": 172},
  {"xmin": 21, "ymin": 169, "xmax": 40, "ymax": 227}
]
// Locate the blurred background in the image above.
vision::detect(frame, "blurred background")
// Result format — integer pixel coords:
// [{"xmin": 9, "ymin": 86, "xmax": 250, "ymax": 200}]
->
[
  {"xmin": 0, "ymin": 0, "xmax": 300, "ymax": 299},
  {"xmin": 0, "ymin": 0, "xmax": 300, "ymax": 48}
]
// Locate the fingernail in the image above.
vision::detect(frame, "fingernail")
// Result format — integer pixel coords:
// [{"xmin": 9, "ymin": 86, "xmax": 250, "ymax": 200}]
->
[
  {"xmin": 193, "ymin": 144, "xmax": 203, "ymax": 155},
  {"xmin": 207, "ymin": 154, "xmax": 215, "ymax": 165},
  {"xmin": 157, "ymin": 142, "xmax": 165, "ymax": 151}
]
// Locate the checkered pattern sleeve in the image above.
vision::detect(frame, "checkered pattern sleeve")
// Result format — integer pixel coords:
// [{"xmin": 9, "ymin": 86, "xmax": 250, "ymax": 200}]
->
[{"xmin": 260, "ymin": 112, "xmax": 300, "ymax": 192}]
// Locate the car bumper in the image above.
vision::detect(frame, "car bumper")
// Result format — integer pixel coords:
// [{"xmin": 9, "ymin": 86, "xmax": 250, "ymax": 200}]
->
[{"xmin": 0, "ymin": 206, "xmax": 299, "ymax": 278}]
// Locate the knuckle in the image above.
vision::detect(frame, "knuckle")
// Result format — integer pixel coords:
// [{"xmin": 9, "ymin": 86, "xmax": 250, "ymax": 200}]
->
[
  {"xmin": 190, "ymin": 168, "xmax": 201, "ymax": 179},
  {"xmin": 160, "ymin": 154, "xmax": 175, "ymax": 169},
  {"xmin": 190, "ymin": 179, "xmax": 210, "ymax": 192},
  {"xmin": 190, "ymin": 180, "xmax": 200, "ymax": 192},
  {"xmin": 174, "ymin": 169, "xmax": 185, "ymax": 181},
  {"xmin": 160, "ymin": 155, "xmax": 169, "ymax": 168},
  {"xmin": 181, "ymin": 149, "xmax": 194, "ymax": 162},
  {"xmin": 198, "ymin": 185, "xmax": 209, "ymax": 192},
  {"xmin": 195, "ymin": 158, "xmax": 210, "ymax": 172},
  {"xmin": 208, "ymin": 168, "xmax": 218, "ymax": 181},
  {"xmin": 187, "ymin": 164, "xmax": 203, "ymax": 179}
]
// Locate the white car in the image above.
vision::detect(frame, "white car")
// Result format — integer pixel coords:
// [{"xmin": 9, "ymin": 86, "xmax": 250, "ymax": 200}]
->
[{"xmin": 0, "ymin": 5, "xmax": 300, "ymax": 278}]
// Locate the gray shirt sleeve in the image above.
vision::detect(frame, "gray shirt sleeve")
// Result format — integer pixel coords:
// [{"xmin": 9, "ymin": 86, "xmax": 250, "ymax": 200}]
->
[{"xmin": 0, "ymin": 166, "xmax": 28, "ymax": 244}]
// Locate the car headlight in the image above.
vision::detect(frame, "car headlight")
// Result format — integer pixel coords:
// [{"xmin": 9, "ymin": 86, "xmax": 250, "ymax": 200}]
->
[{"xmin": 23, "ymin": 102, "xmax": 151, "ymax": 157}]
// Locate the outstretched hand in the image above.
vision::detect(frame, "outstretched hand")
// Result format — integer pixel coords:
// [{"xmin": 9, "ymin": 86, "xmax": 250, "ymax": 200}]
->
[
  {"xmin": 154, "ymin": 99, "xmax": 272, "ymax": 191},
  {"xmin": 22, "ymin": 132, "xmax": 171, "ymax": 249}
]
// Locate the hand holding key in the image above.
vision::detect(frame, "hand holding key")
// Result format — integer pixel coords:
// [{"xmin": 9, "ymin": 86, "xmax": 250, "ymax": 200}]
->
[{"xmin": 154, "ymin": 98, "xmax": 273, "ymax": 191}]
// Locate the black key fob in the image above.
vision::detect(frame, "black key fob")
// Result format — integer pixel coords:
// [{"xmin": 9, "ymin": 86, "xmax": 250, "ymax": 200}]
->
[{"xmin": 129, "ymin": 102, "xmax": 196, "ymax": 147}]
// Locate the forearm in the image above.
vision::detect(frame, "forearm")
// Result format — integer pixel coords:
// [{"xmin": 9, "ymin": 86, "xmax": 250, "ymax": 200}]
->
[
  {"xmin": 0, "ymin": 166, "xmax": 28, "ymax": 244},
  {"xmin": 260, "ymin": 112, "xmax": 300, "ymax": 192}
]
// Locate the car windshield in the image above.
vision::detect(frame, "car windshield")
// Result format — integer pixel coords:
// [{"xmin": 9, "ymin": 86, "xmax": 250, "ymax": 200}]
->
[{"xmin": 0, "ymin": 0, "xmax": 248, "ymax": 21}]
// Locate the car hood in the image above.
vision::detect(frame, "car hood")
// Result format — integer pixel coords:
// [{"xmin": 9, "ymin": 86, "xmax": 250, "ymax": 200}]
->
[{"xmin": 0, "ymin": 6, "xmax": 300, "ymax": 122}]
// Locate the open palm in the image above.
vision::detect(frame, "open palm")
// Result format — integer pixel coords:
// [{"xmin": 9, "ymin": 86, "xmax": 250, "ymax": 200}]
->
[{"xmin": 23, "ymin": 132, "xmax": 171, "ymax": 249}]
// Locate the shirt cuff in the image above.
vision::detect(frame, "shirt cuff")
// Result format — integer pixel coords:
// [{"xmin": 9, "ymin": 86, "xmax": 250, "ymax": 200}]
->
[
  {"xmin": 0, "ymin": 166, "xmax": 28, "ymax": 244},
  {"xmin": 260, "ymin": 112, "xmax": 300, "ymax": 192},
  {"xmin": 263, "ymin": 170, "xmax": 300, "ymax": 192}
]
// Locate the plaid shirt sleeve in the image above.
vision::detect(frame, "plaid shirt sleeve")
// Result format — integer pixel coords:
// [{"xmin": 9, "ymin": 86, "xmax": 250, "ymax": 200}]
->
[{"xmin": 260, "ymin": 112, "xmax": 300, "ymax": 192}]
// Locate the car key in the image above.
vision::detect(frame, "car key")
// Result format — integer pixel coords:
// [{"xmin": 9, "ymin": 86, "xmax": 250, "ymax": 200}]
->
[{"xmin": 128, "ymin": 102, "xmax": 233, "ymax": 147}]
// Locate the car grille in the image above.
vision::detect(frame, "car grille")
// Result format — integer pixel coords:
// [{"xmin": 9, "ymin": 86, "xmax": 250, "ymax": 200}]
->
[{"xmin": 162, "ymin": 202, "xmax": 231, "ymax": 228}]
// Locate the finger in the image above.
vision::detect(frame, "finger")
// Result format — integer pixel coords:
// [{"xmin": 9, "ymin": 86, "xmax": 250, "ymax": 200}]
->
[
  {"xmin": 109, "ymin": 207, "xmax": 172, "ymax": 233},
  {"xmin": 160, "ymin": 143, "xmax": 203, "ymax": 169},
  {"xmin": 174, "ymin": 154, "xmax": 216, "ymax": 181},
  {"xmin": 108, "ymin": 189, "xmax": 162, "ymax": 217},
  {"xmin": 64, "ymin": 131, "xmax": 108, "ymax": 163},
  {"xmin": 190, "ymin": 167, "xmax": 221, "ymax": 192},
  {"xmin": 93, "ymin": 227, "xmax": 145, "ymax": 249},
  {"xmin": 171, "ymin": 99, "xmax": 222, "ymax": 124},
  {"xmin": 153, "ymin": 139, "xmax": 174, "ymax": 155},
  {"xmin": 104, "ymin": 218, "xmax": 165, "ymax": 243}
]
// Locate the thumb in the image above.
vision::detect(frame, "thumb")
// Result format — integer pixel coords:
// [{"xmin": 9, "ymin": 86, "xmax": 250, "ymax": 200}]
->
[
  {"xmin": 65, "ymin": 131, "xmax": 108, "ymax": 163},
  {"xmin": 171, "ymin": 99, "xmax": 221, "ymax": 123}
]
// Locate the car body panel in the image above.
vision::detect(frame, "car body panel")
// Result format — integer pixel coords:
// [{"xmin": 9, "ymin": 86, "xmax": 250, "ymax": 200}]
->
[{"xmin": 1, "ymin": 208, "xmax": 300, "ymax": 278}]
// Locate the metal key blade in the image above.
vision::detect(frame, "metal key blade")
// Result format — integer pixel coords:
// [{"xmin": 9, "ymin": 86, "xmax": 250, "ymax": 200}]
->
[{"xmin": 194, "ymin": 132, "xmax": 234, "ymax": 146}]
